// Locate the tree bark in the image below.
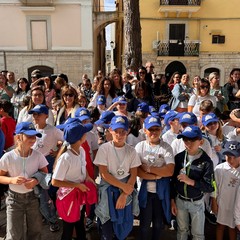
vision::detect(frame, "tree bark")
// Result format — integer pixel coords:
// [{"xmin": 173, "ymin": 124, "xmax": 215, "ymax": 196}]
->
[{"xmin": 123, "ymin": 0, "xmax": 142, "ymax": 72}]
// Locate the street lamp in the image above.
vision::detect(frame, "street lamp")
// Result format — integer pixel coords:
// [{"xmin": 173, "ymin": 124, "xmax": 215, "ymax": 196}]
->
[{"xmin": 110, "ymin": 41, "xmax": 115, "ymax": 70}]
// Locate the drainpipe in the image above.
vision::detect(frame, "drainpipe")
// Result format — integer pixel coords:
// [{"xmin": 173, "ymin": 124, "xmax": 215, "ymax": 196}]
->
[{"xmin": 3, "ymin": 51, "xmax": 7, "ymax": 70}]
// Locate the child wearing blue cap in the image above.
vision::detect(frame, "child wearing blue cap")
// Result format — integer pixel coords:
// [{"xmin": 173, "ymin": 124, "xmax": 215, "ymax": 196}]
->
[
  {"xmin": 135, "ymin": 115, "xmax": 175, "ymax": 240},
  {"xmin": 0, "ymin": 122, "xmax": 49, "ymax": 240},
  {"xmin": 52, "ymin": 119, "xmax": 96, "ymax": 240},
  {"xmin": 211, "ymin": 141, "xmax": 240, "ymax": 240},
  {"xmin": 94, "ymin": 115, "xmax": 141, "ymax": 240},
  {"xmin": 171, "ymin": 125, "xmax": 214, "ymax": 240}
]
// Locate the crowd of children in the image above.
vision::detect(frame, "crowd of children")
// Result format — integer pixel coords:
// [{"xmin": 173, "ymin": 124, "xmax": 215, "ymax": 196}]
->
[{"xmin": 0, "ymin": 67, "xmax": 240, "ymax": 240}]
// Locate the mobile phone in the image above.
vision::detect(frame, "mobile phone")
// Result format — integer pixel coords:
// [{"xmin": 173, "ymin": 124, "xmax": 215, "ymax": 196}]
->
[{"xmin": 214, "ymin": 90, "xmax": 219, "ymax": 96}]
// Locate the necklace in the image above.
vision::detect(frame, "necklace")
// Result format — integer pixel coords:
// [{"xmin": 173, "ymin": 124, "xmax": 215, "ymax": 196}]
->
[{"xmin": 112, "ymin": 141, "xmax": 127, "ymax": 176}]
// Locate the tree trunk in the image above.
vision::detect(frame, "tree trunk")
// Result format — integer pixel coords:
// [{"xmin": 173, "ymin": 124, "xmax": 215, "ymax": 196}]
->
[{"xmin": 123, "ymin": 0, "xmax": 142, "ymax": 72}]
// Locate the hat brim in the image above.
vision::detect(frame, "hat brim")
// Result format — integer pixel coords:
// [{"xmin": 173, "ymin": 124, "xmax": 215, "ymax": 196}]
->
[
  {"xmin": 110, "ymin": 123, "xmax": 128, "ymax": 131},
  {"xmin": 202, "ymin": 118, "xmax": 219, "ymax": 126},
  {"xmin": 177, "ymin": 133, "xmax": 199, "ymax": 139},
  {"xmin": 145, "ymin": 122, "xmax": 161, "ymax": 130},
  {"xmin": 222, "ymin": 150, "xmax": 240, "ymax": 157},
  {"xmin": 78, "ymin": 115, "xmax": 90, "ymax": 122},
  {"xmin": 22, "ymin": 130, "xmax": 42, "ymax": 138},
  {"xmin": 28, "ymin": 109, "xmax": 48, "ymax": 115},
  {"xmin": 117, "ymin": 101, "xmax": 127, "ymax": 104}
]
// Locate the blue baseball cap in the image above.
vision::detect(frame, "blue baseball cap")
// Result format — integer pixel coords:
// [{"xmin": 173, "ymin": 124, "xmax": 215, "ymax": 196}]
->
[
  {"xmin": 158, "ymin": 104, "xmax": 170, "ymax": 117},
  {"xmin": 15, "ymin": 122, "xmax": 42, "ymax": 137},
  {"xmin": 222, "ymin": 141, "xmax": 240, "ymax": 157},
  {"xmin": 137, "ymin": 102, "xmax": 149, "ymax": 113},
  {"xmin": 64, "ymin": 121, "xmax": 93, "ymax": 144},
  {"xmin": 94, "ymin": 111, "xmax": 115, "ymax": 126},
  {"xmin": 56, "ymin": 118, "xmax": 80, "ymax": 130},
  {"xmin": 202, "ymin": 113, "xmax": 219, "ymax": 126},
  {"xmin": 75, "ymin": 107, "xmax": 91, "ymax": 121},
  {"xmin": 177, "ymin": 125, "xmax": 202, "ymax": 139},
  {"xmin": 179, "ymin": 112, "xmax": 197, "ymax": 125},
  {"xmin": 164, "ymin": 110, "xmax": 180, "ymax": 126},
  {"xmin": 110, "ymin": 115, "xmax": 129, "ymax": 131},
  {"xmin": 97, "ymin": 95, "xmax": 106, "ymax": 105},
  {"xmin": 115, "ymin": 95, "xmax": 127, "ymax": 104},
  {"xmin": 144, "ymin": 116, "xmax": 161, "ymax": 129},
  {"xmin": 28, "ymin": 104, "xmax": 49, "ymax": 115},
  {"xmin": 149, "ymin": 106, "xmax": 159, "ymax": 117}
]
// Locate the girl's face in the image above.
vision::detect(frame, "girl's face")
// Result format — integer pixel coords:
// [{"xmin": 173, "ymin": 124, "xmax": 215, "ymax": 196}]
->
[
  {"xmin": 32, "ymin": 113, "xmax": 48, "ymax": 126},
  {"xmin": 139, "ymin": 70, "xmax": 146, "ymax": 79},
  {"xmin": 18, "ymin": 79, "xmax": 27, "ymax": 90},
  {"xmin": 54, "ymin": 81, "xmax": 61, "ymax": 90},
  {"xmin": 63, "ymin": 91, "xmax": 75, "ymax": 106},
  {"xmin": 144, "ymin": 127, "xmax": 162, "ymax": 144},
  {"xmin": 113, "ymin": 74, "xmax": 120, "ymax": 84},
  {"xmin": 225, "ymin": 155, "xmax": 240, "ymax": 168},
  {"xmin": 20, "ymin": 134, "xmax": 37, "ymax": 148},
  {"xmin": 122, "ymin": 76, "xmax": 128, "ymax": 84},
  {"xmin": 160, "ymin": 76, "xmax": 167, "ymax": 84},
  {"xmin": 109, "ymin": 128, "xmax": 128, "ymax": 146},
  {"xmin": 98, "ymin": 104, "xmax": 106, "ymax": 110},
  {"xmin": 137, "ymin": 87, "xmax": 144, "ymax": 97},
  {"xmin": 181, "ymin": 74, "xmax": 189, "ymax": 85},
  {"xmin": 78, "ymin": 97, "xmax": 87, "ymax": 107},
  {"xmin": 193, "ymin": 77, "xmax": 200, "ymax": 88},
  {"xmin": 182, "ymin": 137, "xmax": 203, "ymax": 155},
  {"xmin": 116, "ymin": 103, "xmax": 127, "ymax": 112},
  {"xmin": 205, "ymin": 121, "xmax": 219, "ymax": 133},
  {"xmin": 44, "ymin": 77, "xmax": 51, "ymax": 89},
  {"xmin": 103, "ymin": 80, "xmax": 111, "ymax": 92},
  {"xmin": 31, "ymin": 90, "xmax": 44, "ymax": 105},
  {"xmin": 199, "ymin": 83, "xmax": 209, "ymax": 97},
  {"xmin": 173, "ymin": 74, "xmax": 181, "ymax": 84},
  {"xmin": 231, "ymin": 71, "xmax": 240, "ymax": 82},
  {"xmin": 210, "ymin": 76, "xmax": 220, "ymax": 87}
]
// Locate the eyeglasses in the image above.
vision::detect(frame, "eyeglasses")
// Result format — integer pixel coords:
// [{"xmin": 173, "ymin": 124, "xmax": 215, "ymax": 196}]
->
[
  {"xmin": 200, "ymin": 85, "xmax": 209, "ymax": 89},
  {"xmin": 64, "ymin": 93, "xmax": 74, "ymax": 97},
  {"xmin": 32, "ymin": 94, "xmax": 43, "ymax": 97},
  {"xmin": 182, "ymin": 137, "xmax": 201, "ymax": 142}
]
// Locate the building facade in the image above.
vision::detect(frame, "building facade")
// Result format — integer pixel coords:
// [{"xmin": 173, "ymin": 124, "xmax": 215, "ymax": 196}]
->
[
  {"xmin": 0, "ymin": 0, "xmax": 93, "ymax": 84},
  {"xmin": 140, "ymin": 0, "xmax": 240, "ymax": 84}
]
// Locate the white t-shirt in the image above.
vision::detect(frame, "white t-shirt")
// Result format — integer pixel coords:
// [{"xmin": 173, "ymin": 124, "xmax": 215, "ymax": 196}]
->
[
  {"xmin": 17, "ymin": 106, "xmax": 55, "ymax": 126},
  {"xmin": 93, "ymin": 141, "xmax": 141, "ymax": 180},
  {"xmin": 53, "ymin": 147, "xmax": 86, "ymax": 183},
  {"xmin": 0, "ymin": 149, "xmax": 48, "ymax": 193},
  {"xmin": 33, "ymin": 124, "xmax": 64, "ymax": 156},
  {"xmin": 135, "ymin": 140, "xmax": 174, "ymax": 193},
  {"xmin": 171, "ymin": 137, "xmax": 213, "ymax": 159},
  {"xmin": 222, "ymin": 122, "xmax": 240, "ymax": 141},
  {"xmin": 88, "ymin": 92, "xmax": 113, "ymax": 109},
  {"xmin": 162, "ymin": 130, "xmax": 178, "ymax": 146},
  {"xmin": 188, "ymin": 94, "xmax": 217, "ymax": 118},
  {"xmin": 214, "ymin": 162, "xmax": 240, "ymax": 228}
]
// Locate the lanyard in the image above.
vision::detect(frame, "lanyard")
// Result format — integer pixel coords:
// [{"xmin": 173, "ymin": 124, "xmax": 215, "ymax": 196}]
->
[{"xmin": 112, "ymin": 141, "xmax": 127, "ymax": 174}]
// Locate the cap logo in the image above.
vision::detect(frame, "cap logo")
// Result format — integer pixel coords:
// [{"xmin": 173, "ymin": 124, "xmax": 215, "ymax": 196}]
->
[
  {"xmin": 35, "ymin": 105, "xmax": 41, "ymax": 109},
  {"xmin": 151, "ymin": 107, "xmax": 156, "ymax": 112},
  {"xmin": 119, "ymin": 97, "xmax": 125, "ymax": 101},
  {"xmin": 28, "ymin": 123, "xmax": 35, "ymax": 130},
  {"xmin": 161, "ymin": 109, "xmax": 167, "ymax": 113},
  {"xmin": 184, "ymin": 126, "xmax": 192, "ymax": 132},
  {"xmin": 182, "ymin": 114, "xmax": 191, "ymax": 119},
  {"xmin": 229, "ymin": 144, "xmax": 236, "ymax": 150},
  {"xmin": 99, "ymin": 97, "xmax": 104, "ymax": 101},
  {"xmin": 148, "ymin": 117, "xmax": 158, "ymax": 123},
  {"xmin": 80, "ymin": 110, "xmax": 87, "ymax": 116},
  {"xmin": 115, "ymin": 117, "xmax": 125, "ymax": 123},
  {"xmin": 205, "ymin": 115, "xmax": 213, "ymax": 121}
]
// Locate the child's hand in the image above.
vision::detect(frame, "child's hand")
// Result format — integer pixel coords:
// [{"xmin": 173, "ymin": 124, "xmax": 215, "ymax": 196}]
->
[
  {"xmin": 116, "ymin": 193, "xmax": 127, "ymax": 209},
  {"xmin": 237, "ymin": 224, "xmax": 240, "ymax": 231},
  {"xmin": 177, "ymin": 174, "xmax": 195, "ymax": 186},
  {"xmin": 85, "ymin": 176, "xmax": 96, "ymax": 186},
  {"xmin": 24, "ymin": 178, "xmax": 38, "ymax": 189},
  {"xmin": 122, "ymin": 183, "xmax": 134, "ymax": 195},
  {"xmin": 214, "ymin": 145, "xmax": 222, "ymax": 152},
  {"xmin": 49, "ymin": 149, "xmax": 58, "ymax": 157},
  {"xmin": 211, "ymin": 201, "xmax": 218, "ymax": 215},
  {"xmin": 11, "ymin": 176, "xmax": 27, "ymax": 185},
  {"xmin": 77, "ymin": 183, "xmax": 90, "ymax": 192}
]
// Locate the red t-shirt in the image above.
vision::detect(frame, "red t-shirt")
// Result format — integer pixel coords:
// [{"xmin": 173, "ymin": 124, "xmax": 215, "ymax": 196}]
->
[{"xmin": 0, "ymin": 116, "xmax": 16, "ymax": 150}]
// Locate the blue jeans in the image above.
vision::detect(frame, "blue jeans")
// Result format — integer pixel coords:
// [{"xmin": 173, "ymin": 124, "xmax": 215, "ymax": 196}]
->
[
  {"xmin": 6, "ymin": 190, "xmax": 42, "ymax": 240},
  {"xmin": 39, "ymin": 188, "xmax": 58, "ymax": 224},
  {"xmin": 139, "ymin": 192, "xmax": 163, "ymax": 240},
  {"xmin": 176, "ymin": 196, "xmax": 205, "ymax": 240}
]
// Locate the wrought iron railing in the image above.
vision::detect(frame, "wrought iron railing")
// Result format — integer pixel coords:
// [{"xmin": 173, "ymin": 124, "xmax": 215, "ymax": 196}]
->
[
  {"xmin": 160, "ymin": 0, "xmax": 201, "ymax": 6},
  {"xmin": 157, "ymin": 41, "xmax": 200, "ymax": 56}
]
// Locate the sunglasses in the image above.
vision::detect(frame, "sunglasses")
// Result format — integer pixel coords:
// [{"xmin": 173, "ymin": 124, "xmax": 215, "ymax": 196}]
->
[
  {"xmin": 64, "ymin": 93, "xmax": 74, "ymax": 97},
  {"xmin": 182, "ymin": 137, "xmax": 201, "ymax": 142},
  {"xmin": 200, "ymin": 85, "xmax": 209, "ymax": 89}
]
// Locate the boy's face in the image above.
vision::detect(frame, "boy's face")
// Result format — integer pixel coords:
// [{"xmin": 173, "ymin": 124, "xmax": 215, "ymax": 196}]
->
[
  {"xmin": 144, "ymin": 126, "xmax": 162, "ymax": 143},
  {"xmin": 109, "ymin": 128, "xmax": 128, "ymax": 144},
  {"xmin": 182, "ymin": 137, "xmax": 203, "ymax": 155},
  {"xmin": 21, "ymin": 134, "xmax": 37, "ymax": 148},
  {"xmin": 98, "ymin": 104, "xmax": 105, "ymax": 110},
  {"xmin": 225, "ymin": 155, "xmax": 240, "ymax": 168},
  {"xmin": 32, "ymin": 113, "xmax": 48, "ymax": 125}
]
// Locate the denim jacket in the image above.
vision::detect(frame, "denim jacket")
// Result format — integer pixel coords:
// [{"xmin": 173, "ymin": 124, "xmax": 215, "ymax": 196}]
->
[{"xmin": 95, "ymin": 177, "xmax": 139, "ymax": 225}]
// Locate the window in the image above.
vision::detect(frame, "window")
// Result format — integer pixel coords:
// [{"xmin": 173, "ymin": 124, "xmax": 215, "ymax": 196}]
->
[{"xmin": 212, "ymin": 35, "xmax": 225, "ymax": 44}]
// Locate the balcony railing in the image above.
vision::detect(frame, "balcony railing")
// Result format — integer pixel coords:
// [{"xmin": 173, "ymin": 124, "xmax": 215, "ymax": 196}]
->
[
  {"xmin": 157, "ymin": 40, "xmax": 200, "ymax": 56},
  {"xmin": 19, "ymin": 0, "xmax": 54, "ymax": 5},
  {"xmin": 160, "ymin": 0, "xmax": 201, "ymax": 5}
]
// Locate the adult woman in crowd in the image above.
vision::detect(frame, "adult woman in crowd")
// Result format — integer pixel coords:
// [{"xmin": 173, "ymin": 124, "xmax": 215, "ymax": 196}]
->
[
  {"xmin": 11, "ymin": 77, "xmax": 30, "ymax": 120},
  {"xmin": 109, "ymin": 68, "xmax": 124, "ymax": 96},
  {"xmin": 192, "ymin": 75, "xmax": 201, "ymax": 95},
  {"xmin": 88, "ymin": 77, "xmax": 116, "ymax": 109},
  {"xmin": 171, "ymin": 73, "xmax": 193, "ymax": 112},
  {"xmin": 91, "ymin": 75, "xmax": 101, "ymax": 94},
  {"xmin": 153, "ymin": 74, "xmax": 171, "ymax": 111},
  {"xmin": 188, "ymin": 78, "xmax": 217, "ymax": 118},
  {"xmin": 209, "ymin": 72, "xmax": 228, "ymax": 113},
  {"xmin": 224, "ymin": 68, "xmax": 240, "ymax": 110},
  {"xmin": 0, "ymin": 74, "xmax": 14, "ymax": 101},
  {"xmin": 44, "ymin": 76, "xmax": 56, "ymax": 108},
  {"xmin": 56, "ymin": 85, "xmax": 80, "ymax": 125},
  {"xmin": 17, "ymin": 85, "xmax": 54, "ymax": 125},
  {"xmin": 127, "ymin": 81, "xmax": 152, "ymax": 112},
  {"xmin": 168, "ymin": 72, "xmax": 181, "ymax": 91},
  {"xmin": 54, "ymin": 76, "xmax": 66, "ymax": 98}
]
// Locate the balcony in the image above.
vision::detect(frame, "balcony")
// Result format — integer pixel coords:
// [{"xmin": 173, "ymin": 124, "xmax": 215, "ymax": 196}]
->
[
  {"xmin": 19, "ymin": 0, "xmax": 54, "ymax": 6},
  {"xmin": 157, "ymin": 40, "xmax": 200, "ymax": 57},
  {"xmin": 158, "ymin": 0, "xmax": 201, "ymax": 17}
]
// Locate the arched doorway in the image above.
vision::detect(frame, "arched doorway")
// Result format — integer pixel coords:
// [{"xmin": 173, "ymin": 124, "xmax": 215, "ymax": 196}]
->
[
  {"xmin": 204, "ymin": 68, "xmax": 220, "ymax": 78},
  {"xmin": 165, "ymin": 61, "xmax": 186, "ymax": 82},
  {"xmin": 28, "ymin": 65, "xmax": 54, "ymax": 82}
]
